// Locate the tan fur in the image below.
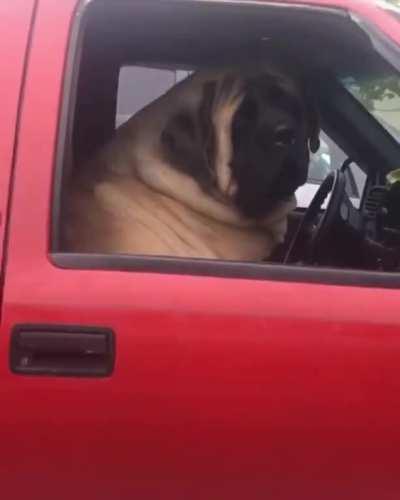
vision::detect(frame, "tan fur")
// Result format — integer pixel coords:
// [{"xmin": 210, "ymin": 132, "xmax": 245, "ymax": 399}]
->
[{"xmin": 64, "ymin": 66, "xmax": 297, "ymax": 260}]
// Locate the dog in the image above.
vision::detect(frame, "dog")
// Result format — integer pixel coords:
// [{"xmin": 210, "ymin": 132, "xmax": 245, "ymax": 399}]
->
[{"xmin": 63, "ymin": 63, "xmax": 320, "ymax": 261}]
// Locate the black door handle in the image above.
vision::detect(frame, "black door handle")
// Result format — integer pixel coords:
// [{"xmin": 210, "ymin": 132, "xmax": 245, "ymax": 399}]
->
[{"xmin": 10, "ymin": 325, "xmax": 115, "ymax": 377}]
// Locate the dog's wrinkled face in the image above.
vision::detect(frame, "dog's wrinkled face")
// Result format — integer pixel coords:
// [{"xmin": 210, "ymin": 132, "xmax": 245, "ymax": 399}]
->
[
  {"xmin": 160, "ymin": 67, "xmax": 320, "ymax": 220},
  {"xmin": 230, "ymin": 72, "xmax": 320, "ymax": 218}
]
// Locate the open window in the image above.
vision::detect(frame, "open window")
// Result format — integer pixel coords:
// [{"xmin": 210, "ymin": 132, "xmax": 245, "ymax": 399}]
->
[{"xmin": 53, "ymin": 0, "xmax": 400, "ymax": 278}]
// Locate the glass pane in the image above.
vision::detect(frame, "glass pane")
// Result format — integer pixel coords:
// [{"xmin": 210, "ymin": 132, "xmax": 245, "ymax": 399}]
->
[
  {"xmin": 296, "ymin": 131, "xmax": 366, "ymax": 209},
  {"xmin": 116, "ymin": 67, "xmax": 176, "ymax": 128},
  {"xmin": 116, "ymin": 66, "xmax": 193, "ymax": 128},
  {"xmin": 342, "ymin": 75, "xmax": 400, "ymax": 143}
]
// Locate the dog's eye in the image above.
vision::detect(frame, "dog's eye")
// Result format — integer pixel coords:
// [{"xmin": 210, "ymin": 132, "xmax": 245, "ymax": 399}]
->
[
  {"xmin": 239, "ymin": 98, "xmax": 258, "ymax": 122},
  {"xmin": 273, "ymin": 125, "xmax": 296, "ymax": 147}
]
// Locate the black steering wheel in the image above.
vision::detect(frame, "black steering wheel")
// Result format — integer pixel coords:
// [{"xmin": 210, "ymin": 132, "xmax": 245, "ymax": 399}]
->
[{"xmin": 284, "ymin": 170, "xmax": 347, "ymax": 264}]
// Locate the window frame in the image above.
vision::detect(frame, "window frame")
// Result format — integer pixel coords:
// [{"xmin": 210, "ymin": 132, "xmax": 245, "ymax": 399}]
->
[{"xmin": 51, "ymin": 0, "xmax": 400, "ymax": 289}]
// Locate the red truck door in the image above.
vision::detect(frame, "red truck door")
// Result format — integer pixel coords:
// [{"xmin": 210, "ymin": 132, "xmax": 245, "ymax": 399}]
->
[
  {"xmin": 2, "ymin": 1, "xmax": 400, "ymax": 500},
  {"xmin": 0, "ymin": 0, "xmax": 36, "ymax": 269}
]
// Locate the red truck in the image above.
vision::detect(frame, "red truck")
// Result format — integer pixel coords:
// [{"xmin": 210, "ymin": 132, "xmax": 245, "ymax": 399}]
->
[{"xmin": 2, "ymin": 0, "xmax": 400, "ymax": 498}]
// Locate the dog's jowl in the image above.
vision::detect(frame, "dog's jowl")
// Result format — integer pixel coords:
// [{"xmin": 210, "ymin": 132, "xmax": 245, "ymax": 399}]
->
[{"xmin": 64, "ymin": 64, "xmax": 319, "ymax": 261}]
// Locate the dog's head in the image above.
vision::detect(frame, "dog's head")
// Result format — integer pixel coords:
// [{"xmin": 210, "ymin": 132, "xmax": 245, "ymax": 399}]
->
[{"xmin": 160, "ymin": 65, "xmax": 320, "ymax": 220}]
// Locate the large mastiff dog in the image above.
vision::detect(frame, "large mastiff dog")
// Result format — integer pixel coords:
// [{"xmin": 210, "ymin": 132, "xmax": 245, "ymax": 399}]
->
[{"xmin": 64, "ymin": 63, "xmax": 320, "ymax": 261}]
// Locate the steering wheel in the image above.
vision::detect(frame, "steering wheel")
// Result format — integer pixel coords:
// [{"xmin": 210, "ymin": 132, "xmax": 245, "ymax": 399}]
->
[{"xmin": 284, "ymin": 170, "xmax": 347, "ymax": 264}]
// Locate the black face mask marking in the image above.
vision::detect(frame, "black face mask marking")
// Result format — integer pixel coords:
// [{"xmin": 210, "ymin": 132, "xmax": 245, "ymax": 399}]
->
[
  {"xmin": 160, "ymin": 81, "xmax": 218, "ymax": 192},
  {"xmin": 230, "ymin": 74, "xmax": 319, "ymax": 218}
]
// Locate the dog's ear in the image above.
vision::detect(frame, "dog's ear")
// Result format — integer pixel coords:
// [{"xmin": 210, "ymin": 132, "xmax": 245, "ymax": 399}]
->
[
  {"xmin": 161, "ymin": 112, "xmax": 196, "ymax": 156},
  {"xmin": 303, "ymin": 84, "xmax": 320, "ymax": 154},
  {"xmin": 160, "ymin": 80, "xmax": 218, "ymax": 189},
  {"xmin": 308, "ymin": 100, "xmax": 320, "ymax": 154}
]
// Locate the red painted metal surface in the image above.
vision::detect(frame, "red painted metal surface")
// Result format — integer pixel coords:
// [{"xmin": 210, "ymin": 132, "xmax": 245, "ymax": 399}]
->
[
  {"xmin": 282, "ymin": 0, "xmax": 400, "ymax": 45},
  {"xmin": 1, "ymin": 0, "xmax": 400, "ymax": 499},
  {"xmin": 0, "ymin": 0, "xmax": 35, "ymax": 270}
]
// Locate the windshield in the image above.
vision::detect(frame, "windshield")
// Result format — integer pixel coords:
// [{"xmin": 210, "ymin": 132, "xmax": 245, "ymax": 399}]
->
[
  {"xmin": 341, "ymin": 73, "xmax": 400, "ymax": 143},
  {"xmin": 338, "ymin": 0, "xmax": 400, "ymax": 143}
]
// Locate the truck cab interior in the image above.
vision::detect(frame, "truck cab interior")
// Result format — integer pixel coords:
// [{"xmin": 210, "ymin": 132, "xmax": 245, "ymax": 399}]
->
[{"xmin": 55, "ymin": 0, "xmax": 400, "ymax": 273}]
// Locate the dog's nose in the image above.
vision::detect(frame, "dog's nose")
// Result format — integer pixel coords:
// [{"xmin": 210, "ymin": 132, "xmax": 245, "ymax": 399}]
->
[{"xmin": 273, "ymin": 125, "xmax": 296, "ymax": 147}]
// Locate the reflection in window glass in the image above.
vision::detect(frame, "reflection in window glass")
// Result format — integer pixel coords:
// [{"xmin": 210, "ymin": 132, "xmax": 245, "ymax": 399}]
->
[{"xmin": 342, "ymin": 75, "xmax": 400, "ymax": 143}]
